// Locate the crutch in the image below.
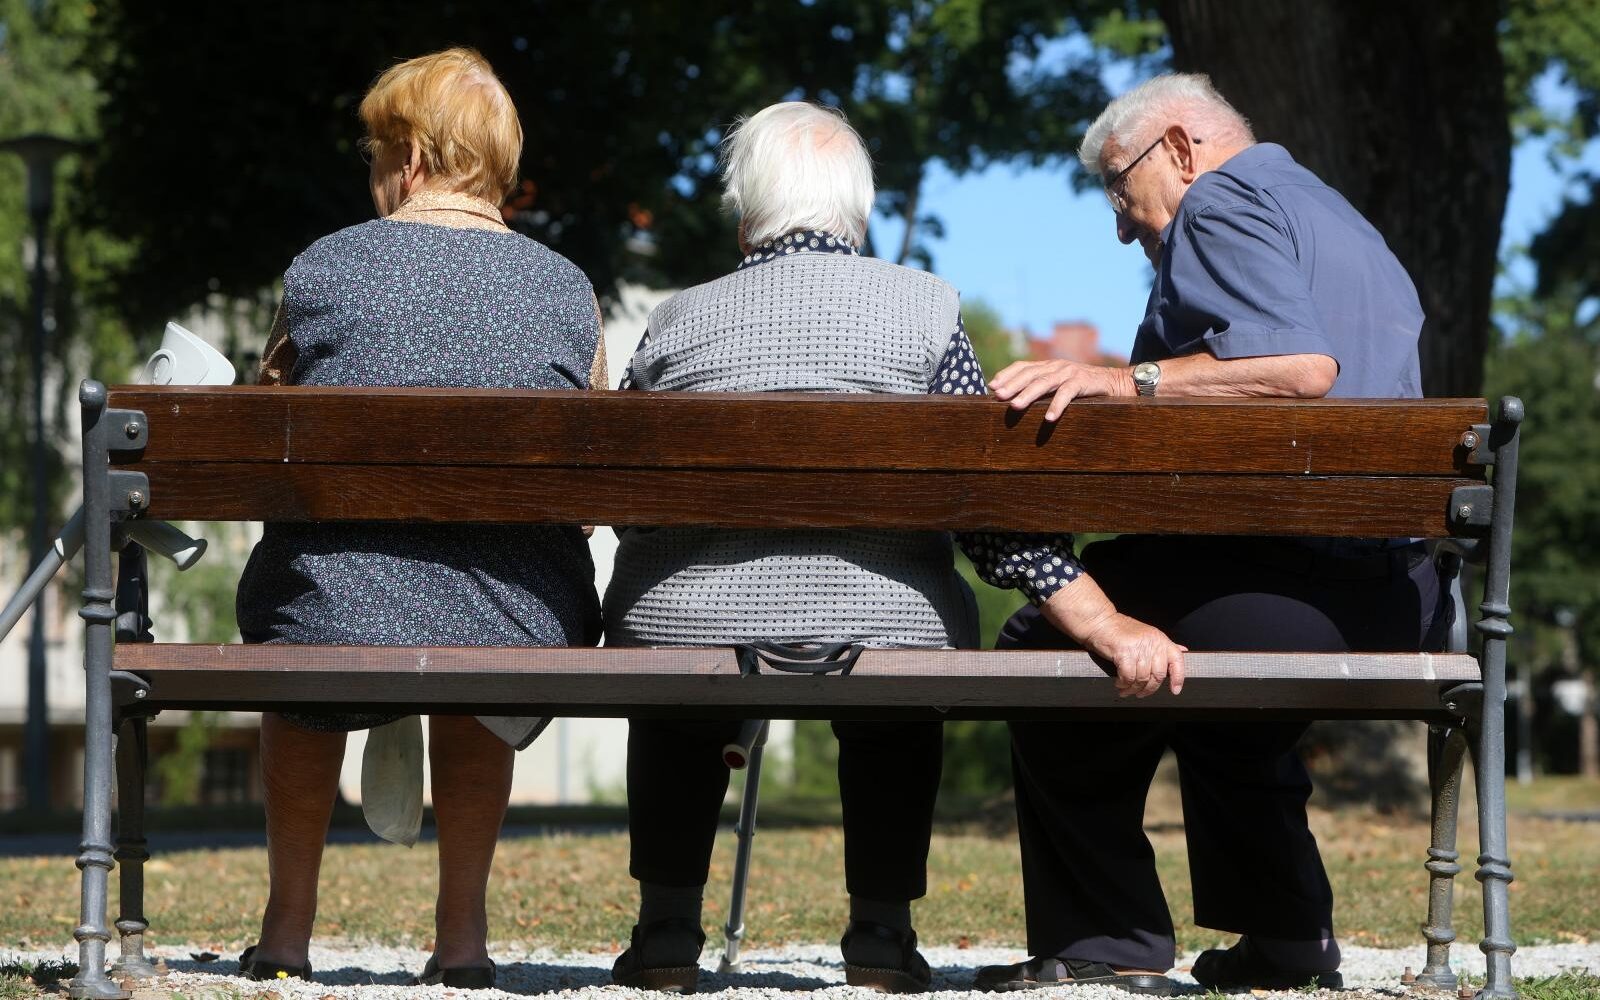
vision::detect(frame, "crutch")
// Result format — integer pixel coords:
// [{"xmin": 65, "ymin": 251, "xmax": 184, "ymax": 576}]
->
[{"xmin": 718, "ymin": 719, "xmax": 769, "ymax": 973}]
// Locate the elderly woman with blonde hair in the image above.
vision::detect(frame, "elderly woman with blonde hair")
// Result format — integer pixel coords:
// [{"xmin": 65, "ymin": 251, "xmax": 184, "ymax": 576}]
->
[
  {"xmin": 234, "ymin": 48, "xmax": 603, "ymax": 988},
  {"xmin": 604, "ymin": 101, "xmax": 1183, "ymax": 994}
]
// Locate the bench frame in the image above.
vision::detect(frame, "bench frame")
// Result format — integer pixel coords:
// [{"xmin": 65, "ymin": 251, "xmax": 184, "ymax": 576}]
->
[{"xmin": 64, "ymin": 381, "xmax": 1524, "ymax": 999}]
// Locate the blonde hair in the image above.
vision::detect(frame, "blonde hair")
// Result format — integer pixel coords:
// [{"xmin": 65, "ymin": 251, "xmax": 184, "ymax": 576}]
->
[{"xmin": 359, "ymin": 47, "xmax": 523, "ymax": 202}]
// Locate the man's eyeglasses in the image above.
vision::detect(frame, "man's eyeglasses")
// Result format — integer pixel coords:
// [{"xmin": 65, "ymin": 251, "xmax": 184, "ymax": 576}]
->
[{"xmin": 1101, "ymin": 135, "xmax": 1164, "ymax": 215}]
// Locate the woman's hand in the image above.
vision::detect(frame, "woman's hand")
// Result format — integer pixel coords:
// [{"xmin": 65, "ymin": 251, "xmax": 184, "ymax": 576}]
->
[
  {"xmin": 1037, "ymin": 574, "xmax": 1187, "ymax": 697},
  {"xmin": 1078, "ymin": 612, "xmax": 1187, "ymax": 698}
]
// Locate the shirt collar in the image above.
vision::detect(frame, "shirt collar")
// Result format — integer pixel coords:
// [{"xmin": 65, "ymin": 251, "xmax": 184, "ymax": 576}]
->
[{"xmin": 737, "ymin": 230, "xmax": 859, "ymax": 270}]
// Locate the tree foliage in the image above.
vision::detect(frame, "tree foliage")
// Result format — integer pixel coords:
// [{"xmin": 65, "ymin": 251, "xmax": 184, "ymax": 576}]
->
[
  {"xmin": 1486, "ymin": 288, "xmax": 1600, "ymax": 663},
  {"xmin": 85, "ymin": 0, "xmax": 1131, "ymax": 329},
  {"xmin": 0, "ymin": 0, "xmax": 137, "ymax": 534},
  {"xmin": 1507, "ymin": 0, "xmax": 1600, "ymax": 301}
]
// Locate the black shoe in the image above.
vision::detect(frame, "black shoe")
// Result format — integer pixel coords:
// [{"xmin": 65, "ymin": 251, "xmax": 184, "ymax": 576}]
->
[
  {"xmin": 611, "ymin": 916, "xmax": 705, "ymax": 993},
  {"xmin": 840, "ymin": 920, "xmax": 932, "ymax": 993},
  {"xmin": 1191, "ymin": 938, "xmax": 1342, "ymax": 991},
  {"xmin": 973, "ymin": 956, "xmax": 1172, "ymax": 996},
  {"xmin": 237, "ymin": 945, "xmax": 312, "ymax": 982},
  {"xmin": 409, "ymin": 956, "xmax": 497, "ymax": 989}
]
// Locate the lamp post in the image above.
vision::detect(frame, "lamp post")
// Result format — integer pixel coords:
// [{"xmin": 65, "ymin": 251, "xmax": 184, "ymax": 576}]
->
[{"xmin": 0, "ymin": 133, "xmax": 80, "ymax": 813}]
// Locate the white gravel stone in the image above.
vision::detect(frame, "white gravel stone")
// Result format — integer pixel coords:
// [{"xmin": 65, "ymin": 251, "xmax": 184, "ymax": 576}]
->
[{"xmin": 4, "ymin": 941, "xmax": 1594, "ymax": 999}]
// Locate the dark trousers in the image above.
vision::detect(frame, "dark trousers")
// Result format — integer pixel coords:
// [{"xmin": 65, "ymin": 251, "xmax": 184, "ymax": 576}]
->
[
  {"xmin": 999, "ymin": 535, "xmax": 1447, "ymax": 971},
  {"xmin": 627, "ymin": 716, "xmax": 943, "ymax": 901}
]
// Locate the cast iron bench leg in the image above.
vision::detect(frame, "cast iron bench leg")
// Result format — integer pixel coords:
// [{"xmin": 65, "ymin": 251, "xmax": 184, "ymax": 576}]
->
[
  {"xmin": 1468, "ymin": 397, "xmax": 1523, "ymax": 1000},
  {"xmin": 111, "ymin": 715, "xmax": 160, "ymax": 979},
  {"xmin": 1417, "ymin": 723, "xmax": 1468, "ymax": 990},
  {"xmin": 68, "ymin": 382, "xmax": 130, "ymax": 1000}
]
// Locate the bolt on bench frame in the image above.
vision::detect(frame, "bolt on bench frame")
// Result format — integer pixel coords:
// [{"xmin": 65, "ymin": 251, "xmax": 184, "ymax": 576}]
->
[{"xmin": 67, "ymin": 383, "xmax": 1522, "ymax": 999}]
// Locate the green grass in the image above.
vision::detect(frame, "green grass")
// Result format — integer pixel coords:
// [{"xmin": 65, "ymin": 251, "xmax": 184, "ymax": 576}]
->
[
  {"xmin": 0, "ymin": 799, "xmax": 1595, "ymax": 957},
  {"xmin": 1512, "ymin": 972, "xmax": 1600, "ymax": 1000},
  {"xmin": 0, "ymin": 960, "xmax": 77, "ymax": 1000},
  {"xmin": 1506, "ymin": 774, "xmax": 1600, "ymax": 814}
]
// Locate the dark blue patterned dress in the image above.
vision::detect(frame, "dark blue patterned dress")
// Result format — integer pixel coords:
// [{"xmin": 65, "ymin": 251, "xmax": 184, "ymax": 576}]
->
[{"xmin": 236, "ymin": 216, "xmax": 603, "ymax": 731}]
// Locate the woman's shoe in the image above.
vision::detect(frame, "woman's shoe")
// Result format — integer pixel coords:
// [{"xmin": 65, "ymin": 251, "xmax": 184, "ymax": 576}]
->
[
  {"xmin": 409, "ymin": 955, "xmax": 497, "ymax": 989},
  {"xmin": 237, "ymin": 945, "xmax": 313, "ymax": 982},
  {"xmin": 840, "ymin": 920, "xmax": 932, "ymax": 994},
  {"xmin": 611, "ymin": 916, "xmax": 705, "ymax": 993}
]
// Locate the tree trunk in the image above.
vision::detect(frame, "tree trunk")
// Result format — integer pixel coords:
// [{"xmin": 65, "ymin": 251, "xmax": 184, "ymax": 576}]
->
[{"xmin": 1160, "ymin": 0, "xmax": 1511, "ymax": 398}]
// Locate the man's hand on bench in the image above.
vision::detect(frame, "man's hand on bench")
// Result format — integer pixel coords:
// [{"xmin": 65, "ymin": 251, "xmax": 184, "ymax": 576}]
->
[{"xmin": 1038, "ymin": 577, "xmax": 1187, "ymax": 697}]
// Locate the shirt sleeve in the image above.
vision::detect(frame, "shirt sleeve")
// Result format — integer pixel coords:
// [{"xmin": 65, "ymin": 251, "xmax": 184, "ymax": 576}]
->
[
  {"xmin": 936, "ymin": 314, "xmax": 1086, "ymax": 606},
  {"xmin": 617, "ymin": 330, "xmax": 650, "ymax": 390},
  {"xmin": 1164, "ymin": 201, "xmax": 1337, "ymax": 363}
]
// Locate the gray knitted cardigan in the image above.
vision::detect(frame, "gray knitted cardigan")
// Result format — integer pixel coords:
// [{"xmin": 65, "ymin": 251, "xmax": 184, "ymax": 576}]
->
[{"xmin": 603, "ymin": 250, "xmax": 979, "ymax": 649}]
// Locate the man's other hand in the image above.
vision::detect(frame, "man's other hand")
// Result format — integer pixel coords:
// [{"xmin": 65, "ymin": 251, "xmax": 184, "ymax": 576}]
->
[
  {"xmin": 1082, "ymin": 613, "xmax": 1188, "ymax": 698},
  {"xmin": 989, "ymin": 360, "xmax": 1133, "ymax": 421}
]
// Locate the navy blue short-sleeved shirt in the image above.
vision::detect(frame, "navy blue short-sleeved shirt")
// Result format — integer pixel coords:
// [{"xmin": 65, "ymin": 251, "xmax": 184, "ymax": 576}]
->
[{"xmin": 1133, "ymin": 143, "xmax": 1423, "ymax": 399}]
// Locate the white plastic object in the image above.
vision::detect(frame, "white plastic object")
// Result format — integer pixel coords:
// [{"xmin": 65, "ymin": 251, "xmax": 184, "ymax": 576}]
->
[{"xmin": 139, "ymin": 322, "xmax": 236, "ymax": 386}]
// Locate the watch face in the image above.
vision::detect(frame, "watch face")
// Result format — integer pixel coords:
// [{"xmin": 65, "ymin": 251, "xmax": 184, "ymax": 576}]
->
[{"xmin": 1134, "ymin": 362, "xmax": 1159, "ymax": 383}]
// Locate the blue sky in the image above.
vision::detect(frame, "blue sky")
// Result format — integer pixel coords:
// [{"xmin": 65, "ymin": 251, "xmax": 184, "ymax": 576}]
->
[{"xmin": 868, "ymin": 88, "xmax": 1600, "ymax": 360}]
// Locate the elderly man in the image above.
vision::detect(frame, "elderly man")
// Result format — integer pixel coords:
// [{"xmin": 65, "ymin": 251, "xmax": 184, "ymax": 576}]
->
[{"xmin": 973, "ymin": 74, "xmax": 1449, "ymax": 995}]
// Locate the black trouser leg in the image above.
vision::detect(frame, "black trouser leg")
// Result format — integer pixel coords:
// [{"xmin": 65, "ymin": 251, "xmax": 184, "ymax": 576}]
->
[
  {"xmin": 997, "ymin": 536, "xmax": 1440, "ymax": 968},
  {"xmin": 1009, "ymin": 717, "xmax": 1176, "ymax": 970},
  {"xmin": 1171, "ymin": 721, "xmax": 1333, "ymax": 940},
  {"xmin": 834, "ymin": 719, "xmax": 944, "ymax": 901},
  {"xmin": 628, "ymin": 717, "xmax": 745, "ymax": 886}
]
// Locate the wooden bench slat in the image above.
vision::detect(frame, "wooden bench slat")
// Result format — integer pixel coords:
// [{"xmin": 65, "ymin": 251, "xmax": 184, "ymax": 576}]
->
[
  {"xmin": 127, "ymin": 461, "xmax": 1473, "ymax": 536},
  {"xmin": 107, "ymin": 387, "xmax": 1487, "ymax": 477},
  {"xmin": 114, "ymin": 645, "xmax": 1480, "ymax": 720}
]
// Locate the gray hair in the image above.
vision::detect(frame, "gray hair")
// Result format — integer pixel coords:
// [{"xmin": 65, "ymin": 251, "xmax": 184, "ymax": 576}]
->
[
  {"xmin": 1079, "ymin": 73, "xmax": 1254, "ymax": 174},
  {"xmin": 721, "ymin": 101, "xmax": 874, "ymax": 248}
]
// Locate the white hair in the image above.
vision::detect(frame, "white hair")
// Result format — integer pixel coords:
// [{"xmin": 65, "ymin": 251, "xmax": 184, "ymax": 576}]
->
[
  {"xmin": 721, "ymin": 101, "xmax": 874, "ymax": 248},
  {"xmin": 1079, "ymin": 73, "xmax": 1255, "ymax": 174}
]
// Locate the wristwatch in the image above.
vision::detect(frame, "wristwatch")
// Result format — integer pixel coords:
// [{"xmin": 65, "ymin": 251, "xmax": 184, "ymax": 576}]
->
[{"xmin": 1132, "ymin": 361, "xmax": 1161, "ymax": 397}]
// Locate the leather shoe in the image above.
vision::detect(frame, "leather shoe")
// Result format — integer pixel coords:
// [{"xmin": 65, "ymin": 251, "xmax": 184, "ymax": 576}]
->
[
  {"xmin": 1191, "ymin": 937, "xmax": 1342, "ymax": 991},
  {"xmin": 237, "ymin": 945, "xmax": 312, "ymax": 982},
  {"xmin": 973, "ymin": 955, "xmax": 1172, "ymax": 995},
  {"xmin": 409, "ymin": 955, "xmax": 496, "ymax": 989},
  {"xmin": 840, "ymin": 920, "xmax": 932, "ymax": 993},
  {"xmin": 611, "ymin": 916, "xmax": 705, "ymax": 993}
]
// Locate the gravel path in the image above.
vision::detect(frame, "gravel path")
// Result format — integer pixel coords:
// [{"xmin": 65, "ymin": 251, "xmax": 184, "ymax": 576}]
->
[{"xmin": 6, "ymin": 942, "xmax": 1597, "ymax": 999}]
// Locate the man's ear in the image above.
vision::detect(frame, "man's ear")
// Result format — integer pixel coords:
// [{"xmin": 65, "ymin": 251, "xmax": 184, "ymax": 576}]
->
[{"xmin": 1167, "ymin": 124, "xmax": 1200, "ymax": 183}]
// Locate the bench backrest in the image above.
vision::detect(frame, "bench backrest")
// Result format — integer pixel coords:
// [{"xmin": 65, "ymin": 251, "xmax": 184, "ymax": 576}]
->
[{"xmin": 104, "ymin": 386, "xmax": 1490, "ymax": 538}]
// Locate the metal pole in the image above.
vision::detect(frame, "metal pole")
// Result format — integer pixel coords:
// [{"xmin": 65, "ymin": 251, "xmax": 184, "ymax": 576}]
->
[
  {"xmin": 1, "ymin": 133, "xmax": 79, "ymax": 813},
  {"xmin": 24, "ymin": 155, "xmax": 54, "ymax": 813},
  {"xmin": 719, "ymin": 721, "xmax": 769, "ymax": 974}
]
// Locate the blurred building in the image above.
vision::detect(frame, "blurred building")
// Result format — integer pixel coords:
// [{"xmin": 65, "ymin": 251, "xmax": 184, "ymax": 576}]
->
[{"xmin": 1025, "ymin": 320, "xmax": 1127, "ymax": 367}]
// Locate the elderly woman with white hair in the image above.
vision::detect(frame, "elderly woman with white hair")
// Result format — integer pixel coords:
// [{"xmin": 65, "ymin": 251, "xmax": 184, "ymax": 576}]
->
[{"xmin": 603, "ymin": 101, "xmax": 1183, "ymax": 994}]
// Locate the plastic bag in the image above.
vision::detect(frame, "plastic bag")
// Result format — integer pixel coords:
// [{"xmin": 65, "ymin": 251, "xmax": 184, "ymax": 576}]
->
[{"xmin": 361, "ymin": 714, "xmax": 424, "ymax": 847}]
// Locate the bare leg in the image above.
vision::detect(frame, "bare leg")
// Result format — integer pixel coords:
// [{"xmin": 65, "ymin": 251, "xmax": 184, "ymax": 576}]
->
[
  {"xmin": 428, "ymin": 715, "xmax": 514, "ymax": 969},
  {"xmin": 257, "ymin": 713, "xmax": 347, "ymax": 967}
]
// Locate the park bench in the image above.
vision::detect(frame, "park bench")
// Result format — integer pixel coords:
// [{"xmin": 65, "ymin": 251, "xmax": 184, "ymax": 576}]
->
[{"xmin": 65, "ymin": 381, "xmax": 1521, "ymax": 999}]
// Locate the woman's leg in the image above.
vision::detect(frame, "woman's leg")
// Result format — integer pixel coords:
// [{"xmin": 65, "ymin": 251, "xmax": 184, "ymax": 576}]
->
[
  {"xmin": 624, "ymin": 717, "xmax": 743, "ymax": 966},
  {"xmin": 257, "ymin": 713, "xmax": 347, "ymax": 966},
  {"xmin": 428, "ymin": 715, "xmax": 515, "ymax": 969}
]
